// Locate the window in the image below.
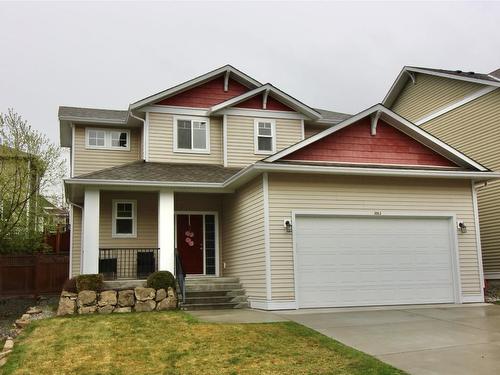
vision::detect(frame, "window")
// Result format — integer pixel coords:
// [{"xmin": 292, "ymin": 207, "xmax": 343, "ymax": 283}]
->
[
  {"xmin": 254, "ymin": 119, "xmax": 276, "ymax": 154},
  {"xmin": 173, "ymin": 117, "xmax": 210, "ymax": 153},
  {"xmin": 112, "ymin": 200, "xmax": 136, "ymax": 237},
  {"xmin": 85, "ymin": 128, "xmax": 130, "ymax": 150}
]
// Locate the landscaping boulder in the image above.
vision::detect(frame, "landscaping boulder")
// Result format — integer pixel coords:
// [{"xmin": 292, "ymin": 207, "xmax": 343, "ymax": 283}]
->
[
  {"xmin": 61, "ymin": 291, "xmax": 78, "ymax": 299},
  {"xmin": 157, "ymin": 287, "xmax": 177, "ymax": 310},
  {"xmin": 135, "ymin": 300, "xmax": 156, "ymax": 312},
  {"xmin": 78, "ymin": 305, "xmax": 97, "ymax": 314},
  {"xmin": 98, "ymin": 290, "xmax": 117, "ymax": 307},
  {"xmin": 98, "ymin": 305, "xmax": 114, "ymax": 314},
  {"xmin": 77, "ymin": 291, "xmax": 97, "ymax": 306},
  {"xmin": 135, "ymin": 287, "xmax": 155, "ymax": 301},
  {"xmin": 57, "ymin": 297, "xmax": 76, "ymax": 316},
  {"xmin": 15, "ymin": 319, "xmax": 30, "ymax": 328},
  {"xmin": 3, "ymin": 338, "xmax": 14, "ymax": 351},
  {"xmin": 26, "ymin": 306, "xmax": 42, "ymax": 315},
  {"xmin": 118, "ymin": 290, "xmax": 135, "ymax": 306},
  {"xmin": 155, "ymin": 288, "xmax": 167, "ymax": 301},
  {"xmin": 114, "ymin": 307, "xmax": 132, "ymax": 313}
]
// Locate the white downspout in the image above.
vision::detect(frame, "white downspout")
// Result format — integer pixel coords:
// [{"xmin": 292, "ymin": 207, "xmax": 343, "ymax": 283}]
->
[{"xmin": 472, "ymin": 181, "xmax": 487, "ymax": 291}]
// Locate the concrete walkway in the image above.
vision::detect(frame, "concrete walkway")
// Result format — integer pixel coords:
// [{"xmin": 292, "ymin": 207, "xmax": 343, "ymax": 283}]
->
[{"xmin": 279, "ymin": 304, "xmax": 500, "ymax": 375}]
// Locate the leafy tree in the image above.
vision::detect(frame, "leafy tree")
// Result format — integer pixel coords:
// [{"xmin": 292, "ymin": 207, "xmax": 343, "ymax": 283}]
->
[{"xmin": 0, "ymin": 109, "xmax": 65, "ymax": 253}]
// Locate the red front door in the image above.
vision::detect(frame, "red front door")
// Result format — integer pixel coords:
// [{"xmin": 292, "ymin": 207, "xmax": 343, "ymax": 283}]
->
[{"xmin": 176, "ymin": 214, "xmax": 204, "ymax": 274}]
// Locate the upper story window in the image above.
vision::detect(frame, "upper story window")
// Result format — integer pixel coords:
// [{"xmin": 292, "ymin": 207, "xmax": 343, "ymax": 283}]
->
[
  {"xmin": 112, "ymin": 200, "xmax": 136, "ymax": 237},
  {"xmin": 254, "ymin": 119, "xmax": 276, "ymax": 154},
  {"xmin": 173, "ymin": 116, "xmax": 210, "ymax": 154},
  {"xmin": 85, "ymin": 128, "xmax": 130, "ymax": 151}
]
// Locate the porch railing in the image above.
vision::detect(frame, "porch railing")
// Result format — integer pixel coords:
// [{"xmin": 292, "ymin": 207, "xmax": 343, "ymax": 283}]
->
[
  {"xmin": 99, "ymin": 248, "xmax": 159, "ymax": 280},
  {"xmin": 174, "ymin": 249, "xmax": 186, "ymax": 302}
]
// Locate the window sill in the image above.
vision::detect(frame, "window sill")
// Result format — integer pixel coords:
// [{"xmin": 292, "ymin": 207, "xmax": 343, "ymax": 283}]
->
[
  {"xmin": 173, "ymin": 148, "xmax": 211, "ymax": 155},
  {"xmin": 111, "ymin": 234, "xmax": 137, "ymax": 239},
  {"xmin": 255, "ymin": 150, "xmax": 275, "ymax": 155},
  {"xmin": 85, "ymin": 146, "xmax": 131, "ymax": 152}
]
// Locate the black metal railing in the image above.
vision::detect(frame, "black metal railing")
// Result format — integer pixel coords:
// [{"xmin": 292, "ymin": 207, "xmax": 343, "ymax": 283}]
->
[
  {"xmin": 174, "ymin": 248, "xmax": 186, "ymax": 302},
  {"xmin": 99, "ymin": 248, "xmax": 159, "ymax": 280}
]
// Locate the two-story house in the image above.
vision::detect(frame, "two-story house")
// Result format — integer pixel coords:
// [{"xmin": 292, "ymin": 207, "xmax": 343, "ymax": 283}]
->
[
  {"xmin": 60, "ymin": 65, "xmax": 499, "ymax": 310},
  {"xmin": 384, "ymin": 66, "xmax": 500, "ymax": 290}
]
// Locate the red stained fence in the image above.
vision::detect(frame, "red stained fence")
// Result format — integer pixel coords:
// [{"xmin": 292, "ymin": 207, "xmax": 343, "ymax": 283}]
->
[{"xmin": 0, "ymin": 253, "xmax": 69, "ymax": 296}]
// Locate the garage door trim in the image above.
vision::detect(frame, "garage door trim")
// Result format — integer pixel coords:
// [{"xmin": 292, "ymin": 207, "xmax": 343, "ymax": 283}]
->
[{"xmin": 291, "ymin": 210, "xmax": 463, "ymax": 308}]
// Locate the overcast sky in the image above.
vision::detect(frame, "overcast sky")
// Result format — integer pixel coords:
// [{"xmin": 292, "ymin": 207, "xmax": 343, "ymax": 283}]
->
[{"xmin": 1, "ymin": 1, "xmax": 500, "ymax": 149}]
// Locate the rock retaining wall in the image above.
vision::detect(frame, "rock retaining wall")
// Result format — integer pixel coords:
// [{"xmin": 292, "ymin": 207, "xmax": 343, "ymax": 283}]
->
[{"xmin": 57, "ymin": 287, "xmax": 177, "ymax": 316}]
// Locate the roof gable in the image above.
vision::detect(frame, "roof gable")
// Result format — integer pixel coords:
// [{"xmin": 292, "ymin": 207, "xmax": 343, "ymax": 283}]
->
[
  {"xmin": 234, "ymin": 92, "xmax": 294, "ymax": 111},
  {"xmin": 266, "ymin": 104, "xmax": 487, "ymax": 171},
  {"xmin": 282, "ymin": 117, "xmax": 457, "ymax": 168}
]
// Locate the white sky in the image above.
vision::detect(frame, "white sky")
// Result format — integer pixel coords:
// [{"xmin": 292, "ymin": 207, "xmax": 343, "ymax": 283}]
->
[{"xmin": 1, "ymin": 0, "xmax": 500, "ymax": 149}]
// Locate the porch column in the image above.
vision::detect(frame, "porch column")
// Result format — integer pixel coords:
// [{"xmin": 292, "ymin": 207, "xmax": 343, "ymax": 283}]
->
[
  {"xmin": 158, "ymin": 189, "xmax": 175, "ymax": 273},
  {"xmin": 82, "ymin": 188, "xmax": 99, "ymax": 274}
]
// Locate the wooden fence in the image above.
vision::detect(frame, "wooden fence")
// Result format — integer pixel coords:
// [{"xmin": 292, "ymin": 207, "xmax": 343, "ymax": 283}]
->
[{"xmin": 0, "ymin": 253, "xmax": 69, "ymax": 296}]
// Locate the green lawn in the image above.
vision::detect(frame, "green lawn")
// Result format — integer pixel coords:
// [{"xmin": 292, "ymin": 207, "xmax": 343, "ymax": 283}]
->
[{"xmin": 2, "ymin": 311, "xmax": 405, "ymax": 375}]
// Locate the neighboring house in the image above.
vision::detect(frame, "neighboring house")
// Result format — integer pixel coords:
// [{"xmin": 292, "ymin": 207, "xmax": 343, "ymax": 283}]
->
[
  {"xmin": 384, "ymin": 66, "xmax": 500, "ymax": 286},
  {"xmin": 60, "ymin": 65, "xmax": 499, "ymax": 310}
]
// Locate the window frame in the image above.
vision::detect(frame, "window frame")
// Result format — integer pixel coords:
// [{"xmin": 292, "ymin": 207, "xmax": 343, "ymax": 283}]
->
[
  {"xmin": 85, "ymin": 128, "xmax": 131, "ymax": 151},
  {"xmin": 111, "ymin": 199, "xmax": 137, "ymax": 238},
  {"xmin": 254, "ymin": 119, "xmax": 276, "ymax": 155},
  {"xmin": 173, "ymin": 116, "xmax": 211, "ymax": 154}
]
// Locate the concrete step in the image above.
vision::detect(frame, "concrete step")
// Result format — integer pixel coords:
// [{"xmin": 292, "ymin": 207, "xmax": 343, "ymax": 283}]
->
[
  {"xmin": 185, "ymin": 277, "xmax": 240, "ymax": 284},
  {"xmin": 184, "ymin": 295, "xmax": 248, "ymax": 305},
  {"xmin": 185, "ymin": 289, "xmax": 246, "ymax": 298},
  {"xmin": 185, "ymin": 283, "xmax": 242, "ymax": 292},
  {"xmin": 181, "ymin": 301, "xmax": 248, "ymax": 310}
]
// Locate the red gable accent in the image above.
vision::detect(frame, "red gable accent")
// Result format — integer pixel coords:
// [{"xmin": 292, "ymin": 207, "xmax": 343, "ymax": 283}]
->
[
  {"xmin": 283, "ymin": 118, "xmax": 457, "ymax": 167},
  {"xmin": 156, "ymin": 77, "xmax": 250, "ymax": 108},
  {"xmin": 235, "ymin": 93, "xmax": 294, "ymax": 111}
]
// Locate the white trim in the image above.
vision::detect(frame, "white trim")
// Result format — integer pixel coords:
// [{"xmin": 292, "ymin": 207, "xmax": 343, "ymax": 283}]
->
[
  {"xmin": 111, "ymin": 199, "xmax": 137, "ymax": 238},
  {"xmin": 85, "ymin": 128, "xmax": 131, "ymax": 151},
  {"xmin": 158, "ymin": 189, "xmax": 175, "ymax": 273},
  {"xmin": 82, "ymin": 188, "xmax": 100, "ymax": 274},
  {"xmin": 70, "ymin": 125, "xmax": 75, "ymax": 178},
  {"xmin": 223, "ymin": 114, "xmax": 228, "ymax": 167},
  {"xmin": 218, "ymin": 107, "xmax": 308, "ymax": 120},
  {"xmin": 485, "ymin": 272, "xmax": 500, "ymax": 280},
  {"xmin": 462, "ymin": 295, "xmax": 485, "ymax": 303},
  {"xmin": 172, "ymin": 116, "xmax": 211, "ymax": 154},
  {"xmin": 130, "ymin": 65, "xmax": 261, "ymax": 110},
  {"xmin": 300, "ymin": 119, "xmax": 305, "ymax": 140},
  {"xmin": 209, "ymin": 83, "xmax": 322, "ymax": 120},
  {"xmin": 414, "ymin": 86, "xmax": 497, "ymax": 126},
  {"xmin": 59, "ymin": 116, "xmax": 127, "ymax": 125},
  {"xmin": 471, "ymin": 181, "xmax": 485, "ymax": 289},
  {"xmin": 248, "ymin": 299, "xmax": 297, "ymax": 310},
  {"xmin": 142, "ymin": 105, "xmax": 209, "ymax": 117},
  {"xmin": 144, "ymin": 112, "xmax": 150, "ymax": 161},
  {"xmin": 292, "ymin": 210, "xmax": 464, "ymax": 309},
  {"xmin": 174, "ymin": 211, "xmax": 220, "ymax": 277},
  {"xmin": 264, "ymin": 104, "xmax": 487, "ymax": 171},
  {"xmin": 406, "ymin": 67, "xmax": 500, "ymax": 87},
  {"xmin": 254, "ymin": 119, "xmax": 276, "ymax": 155},
  {"xmin": 68, "ymin": 205, "xmax": 73, "ymax": 277},
  {"xmin": 262, "ymin": 173, "xmax": 272, "ymax": 300}
]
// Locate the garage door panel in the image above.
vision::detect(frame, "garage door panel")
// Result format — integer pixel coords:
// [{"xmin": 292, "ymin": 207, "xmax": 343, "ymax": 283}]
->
[{"xmin": 295, "ymin": 216, "xmax": 456, "ymax": 308}]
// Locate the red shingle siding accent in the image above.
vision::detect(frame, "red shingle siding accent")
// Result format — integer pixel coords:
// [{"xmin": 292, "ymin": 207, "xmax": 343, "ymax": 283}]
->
[
  {"xmin": 156, "ymin": 77, "xmax": 250, "ymax": 108},
  {"xmin": 234, "ymin": 94, "xmax": 294, "ymax": 111},
  {"xmin": 283, "ymin": 118, "xmax": 457, "ymax": 167}
]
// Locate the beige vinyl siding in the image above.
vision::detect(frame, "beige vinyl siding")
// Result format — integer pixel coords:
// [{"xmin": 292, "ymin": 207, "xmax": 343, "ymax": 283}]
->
[
  {"xmin": 268, "ymin": 173, "xmax": 481, "ymax": 300},
  {"xmin": 73, "ymin": 126, "xmax": 141, "ymax": 176},
  {"xmin": 304, "ymin": 124, "xmax": 328, "ymax": 138},
  {"xmin": 420, "ymin": 88, "xmax": 500, "ymax": 274},
  {"xmin": 99, "ymin": 191, "xmax": 158, "ymax": 248},
  {"xmin": 71, "ymin": 206, "xmax": 82, "ymax": 277},
  {"xmin": 222, "ymin": 176, "xmax": 266, "ymax": 299},
  {"xmin": 226, "ymin": 116, "xmax": 302, "ymax": 167},
  {"xmin": 148, "ymin": 112, "xmax": 223, "ymax": 164},
  {"xmin": 391, "ymin": 73, "xmax": 484, "ymax": 122}
]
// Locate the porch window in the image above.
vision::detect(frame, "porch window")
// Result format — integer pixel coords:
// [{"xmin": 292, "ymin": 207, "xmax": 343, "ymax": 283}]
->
[
  {"xmin": 86, "ymin": 128, "xmax": 130, "ymax": 150},
  {"xmin": 173, "ymin": 117, "xmax": 210, "ymax": 153},
  {"xmin": 112, "ymin": 200, "xmax": 136, "ymax": 237},
  {"xmin": 254, "ymin": 119, "xmax": 276, "ymax": 154}
]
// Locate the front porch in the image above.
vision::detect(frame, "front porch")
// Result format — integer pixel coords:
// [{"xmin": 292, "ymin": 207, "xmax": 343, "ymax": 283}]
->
[{"xmin": 81, "ymin": 189, "xmax": 224, "ymax": 281}]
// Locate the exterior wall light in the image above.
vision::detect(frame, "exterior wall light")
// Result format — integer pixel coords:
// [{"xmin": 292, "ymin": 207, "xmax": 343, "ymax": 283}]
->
[
  {"xmin": 283, "ymin": 219, "xmax": 293, "ymax": 233},
  {"xmin": 457, "ymin": 220, "xmax": 467, "ymax": 233}
]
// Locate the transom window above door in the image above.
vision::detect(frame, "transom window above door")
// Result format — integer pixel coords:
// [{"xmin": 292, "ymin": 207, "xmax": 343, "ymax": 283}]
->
[
  {"xmin": 86, "ymin": 128, "xmax": 130, "ymax": 150},
  {"xmin": 254, "ymin": 119, "xmax": 276, "ymax": 154},
  {"xmin": 173, "ymin": 117, "xmax": 210, "ymax": 153}
]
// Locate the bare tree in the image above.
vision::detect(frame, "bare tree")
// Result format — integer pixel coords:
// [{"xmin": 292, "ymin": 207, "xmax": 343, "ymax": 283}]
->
[{"xmin": 0, "ymin": 109, "xmax": 65, "ymax": 252}]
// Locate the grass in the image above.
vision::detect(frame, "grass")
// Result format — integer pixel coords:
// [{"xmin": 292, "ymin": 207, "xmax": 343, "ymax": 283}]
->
[{"xmin": 1, "ymin": 311, "xmax": 405, "ymax": 375}]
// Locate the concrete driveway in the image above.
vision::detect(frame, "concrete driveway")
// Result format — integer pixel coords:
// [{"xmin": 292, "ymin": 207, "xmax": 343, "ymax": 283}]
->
[{"xmin": 279, "ymin": 304, "xmax": 500, "ymax": 375}]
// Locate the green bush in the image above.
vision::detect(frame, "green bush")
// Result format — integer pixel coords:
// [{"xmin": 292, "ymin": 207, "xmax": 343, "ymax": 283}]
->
[
  {"xmin": 76, "ymin": 274, "xmax": 104, "ymax": 292},
  {"xmin": 62, "ymin": 277, "xmax": 77, "ymax": 293},
  {"xmin": 146, "ymin": 271, "xmax": 176, "ymax": 290}
]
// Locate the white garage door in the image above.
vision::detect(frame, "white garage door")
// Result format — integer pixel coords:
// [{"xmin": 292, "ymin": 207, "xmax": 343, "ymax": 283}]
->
[{"xmin": 295, "ymin": 215, "xmax": 457, "ymax": 308}]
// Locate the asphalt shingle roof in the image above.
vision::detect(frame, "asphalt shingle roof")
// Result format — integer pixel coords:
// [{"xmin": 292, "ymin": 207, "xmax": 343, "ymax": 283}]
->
[
  {"xmin": 74, "ymin": 161, "xmax": 242, "ymax": 183},
  {"xmin": 313, "ymin": 108, "xmax": 351, "ymax": 123},
  {"xmin": 410, "ymin": 67, "xmax": 500, "ymax": 84},
  {"xmin": 58, "ymin": 106, "xmax": 129, "ymax": 122}
]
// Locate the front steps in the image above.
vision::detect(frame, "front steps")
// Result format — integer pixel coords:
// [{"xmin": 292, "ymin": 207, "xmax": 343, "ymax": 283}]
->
[{"xmin": 180, "ymin": 276, "xmax": 248, "ymax": 310}]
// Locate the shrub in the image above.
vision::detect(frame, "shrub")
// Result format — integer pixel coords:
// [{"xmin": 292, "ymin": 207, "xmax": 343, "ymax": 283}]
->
[
  {"xmin": 62, "ymin": 277, "xmax": 77, "ymax": 293},
  {"xmin": 76, "ymin": 274, "xmax": 104, "ymax": 292},
  {"xmin": 146, "ymin": 271, "xmax": 176, "ymax": 290}
]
